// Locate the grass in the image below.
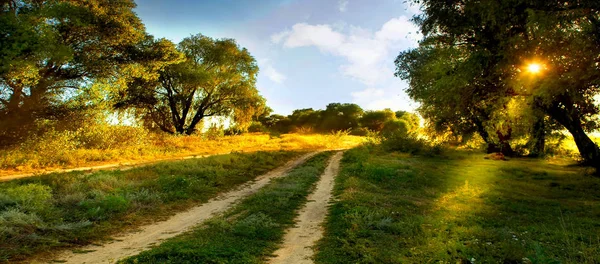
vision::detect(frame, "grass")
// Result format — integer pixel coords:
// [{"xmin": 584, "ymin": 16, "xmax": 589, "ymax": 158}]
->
[
  {"xmin": 0, "ymin": 151, "xmax": 299, "ymax": 261},
  {"xmin": 315, "ymin": 145, "xmax": 600, "ymax": 264},
  {"xmin": 120, "ymin": 151, "xmax": 334, "ymax": 264},
  {"xmin": 0, "ymin": 131, "xmax": 364, "ymax": 175}
]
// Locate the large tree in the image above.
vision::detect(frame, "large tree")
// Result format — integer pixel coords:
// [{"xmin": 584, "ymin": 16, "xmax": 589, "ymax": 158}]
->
[
  {"xmin": 0, "ymin": 0, "xmax": 146, "ymax": 143},
  {"xmin": 397, "ymin": 0, "xmax": 599, "ymax": 166},
  {"xmin": 119, "ymin": 34, "xmax": 264, "ymax": 135}
]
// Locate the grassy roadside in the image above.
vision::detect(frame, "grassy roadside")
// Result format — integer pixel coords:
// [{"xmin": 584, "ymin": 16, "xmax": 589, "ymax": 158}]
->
[
  {"xmin": 0, "ymin": 132, "xmax": 364, "ymax": 174},
  {"xmin": 0, "ymin": 151, "xmax": 299, "ymax": 261},
  {"xmin": 120, "ymin": 151, "xmax": 334, "ymax": 264},
  {"xmin": 315, "ymin": 146, "xmax": 600, "ymax": 263}
]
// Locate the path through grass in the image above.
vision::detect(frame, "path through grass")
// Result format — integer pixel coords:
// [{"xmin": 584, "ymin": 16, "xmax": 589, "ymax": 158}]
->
[
  {"xmin": 0, "ymin": 151, "xmax": 299, "ymax": 261},
  {"xmin": 120, "ymin": 151, "xmax": 334, "ymax": 264}
]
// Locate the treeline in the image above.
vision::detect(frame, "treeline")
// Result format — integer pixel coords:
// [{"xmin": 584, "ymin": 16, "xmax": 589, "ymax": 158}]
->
[
  {"xmin": 396, "ymin": 0, "xmax": 600, "ymax": 169},
  {"xmin": 248, "ymin": 103, "xmax": 420, "ymax": 135},
  {"xmin": 0, "ymin": 0, "xmax": 265, "ymax": 147}
]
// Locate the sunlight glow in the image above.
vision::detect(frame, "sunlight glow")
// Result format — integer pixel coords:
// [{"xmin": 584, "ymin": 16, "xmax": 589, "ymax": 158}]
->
[{"xmin": 527, "ymin": 63, "xmax": 542, "ymax": 74}]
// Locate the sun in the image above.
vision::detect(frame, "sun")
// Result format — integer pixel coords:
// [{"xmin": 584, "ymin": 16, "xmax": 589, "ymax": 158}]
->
[{"xmin": 527, "ymin": 63, "xmax": 542, "ymax": 74}]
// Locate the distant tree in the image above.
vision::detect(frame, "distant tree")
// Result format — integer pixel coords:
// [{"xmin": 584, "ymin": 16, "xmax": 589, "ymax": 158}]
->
[
  {"xmin": 263, "ymin": 114, "xmax": 292, "ymax": 133},
  {"xmin": 360, "ymin": 109, "xmax": 396, "ymax": 132},
  {"xmin": 0, "ymin": 0, "xmax": 147, "ymax": 143},
  {"xmin": 118, "ymin": 34, "xmax": 264, "ymax": 135},
  {"xmin": 319, "ymin": 103, "xmax": 364, "ymax": 132},
  {"xmin": 289, "ymin": 108, "xmax": 321, "ymax": 132}
]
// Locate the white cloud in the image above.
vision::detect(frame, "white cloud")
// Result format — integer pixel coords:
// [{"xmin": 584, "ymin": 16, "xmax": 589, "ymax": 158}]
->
[
  {"xmin": 281, "ymin": 23, "xmax": 346, "ymax": 51},
  {"xmin": 271, "ymin": 16, "xmax": 421, "ymax": 110},
  {"xmin": 338, "ymin": 0, "xmax": 349, "ymax": 12},
  {"xmin": 351, "ymin": 87, "xmax": 399, "ymax": 110},
  {"xmin": 271, "ymin": 16, "xmax": 420, "ymax": 86},
  {"xmin": 375, "ymin": 16, "xmax": 420, "ymax": 43},
  {"xmin": 405, "ymin": 2, "xmax": 422, "ymax": 16},
  {"xmin": 259, "ymin": 59, "xmax": 286, "ymax": 84},
  {"xmin": 351, "ymin": 85, "xmax": 416, "ymax": 111},
  {"xmin": 351, "ymin": 88, "xmax": 384, "ymax": 99},
  {"xmin": 270, "ymin": 30, "xmax": 290, "ymax": 44},
  {"xmin": 264, "ymin": 65, "xmax": 286, "ymax": 84}
]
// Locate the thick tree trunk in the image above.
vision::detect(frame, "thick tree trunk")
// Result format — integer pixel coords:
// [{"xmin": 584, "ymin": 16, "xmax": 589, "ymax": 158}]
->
[{"xmin": 545, "ymin": 104, "xmax": 600, "ymax": 170}]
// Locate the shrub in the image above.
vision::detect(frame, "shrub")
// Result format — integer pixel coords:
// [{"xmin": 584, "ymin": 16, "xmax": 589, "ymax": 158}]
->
[
  {"xmin": 3, "ymin": 184, "xmax": 53, "ymax": 214},
  {"xmin": 349, "ymin": 127, "xmax": 370, "ymax": 136},
  {"xmin": 75, "ymin": 125, "xmax": 149, "ymax": 150},
  {"xmin": 0, "ymin": 209, "xmax": 44, "ymax": 238},
  {"xmin": 247, "ymin": 122, "xmax": 267, "ymax": 133},
  {"xmin": 80, "ymin": 195, "xmax": 130, "ymax": 221},
  {"xmin": 204, "ymin": 124, "xmax": 224, "ymax": 140},
  {"xmin": 381, "ymin": 119, "xmax": 409, "ymax": 138},
  {"xmin": 381, "ymin": 131, "xmax": 443, "ymax": 156}
]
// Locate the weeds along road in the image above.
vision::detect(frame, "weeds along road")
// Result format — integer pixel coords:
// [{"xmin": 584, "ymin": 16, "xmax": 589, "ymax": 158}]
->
[
  {"xmin": 269, "ymin": 151, "xmax": 343, "ymax": 264},
  {"xmin": 0, "ymin": 152, "xmax": 226, "ymax": 182},
  {"xmin": 50, "ymin": 152, "xmax": 319, "ymax": 264}
]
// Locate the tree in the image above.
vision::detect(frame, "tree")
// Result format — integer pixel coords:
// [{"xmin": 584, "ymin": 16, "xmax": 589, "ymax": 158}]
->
[
  {"xmin": 119, "ymin": 34, "xmax": 264, "ymax": 135},
  {"xmin": 360, "ymin": 109, "xmax": 396, "ymax": 132},
  {"xmin": 397, "ymin": 0, "xmax": 599, "ymax": 165},
  {"xmin": 288, "ymin": 108, "xmax": 321, "ymax": 132},
  {"xmin": 395, "ymin": 110, "xmax": 420, "ymax": 131},
  {"xmin": 319, "ymin": 103, "xmax": 363, "ymax": 132},
  {"xmin": 0, "ymin": 0, "xmax": 147, "ymax": 143}
]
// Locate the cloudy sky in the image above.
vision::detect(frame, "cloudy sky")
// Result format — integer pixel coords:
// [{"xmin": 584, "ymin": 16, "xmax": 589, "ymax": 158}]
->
[{"xmin": 135, "ymin": 0, "xmax": 422, "ymax": 115}]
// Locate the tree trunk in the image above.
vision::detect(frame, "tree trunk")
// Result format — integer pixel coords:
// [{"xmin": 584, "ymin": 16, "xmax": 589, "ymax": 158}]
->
[
  {"xmin": 545, "ymin": 104, "xmax": 600, "ymax": 170},
  {"xmin": 496, "ymin": 128, "xmax": 514, "ymax": 156},
  {"xmin": 528, "ymin": 115, "xmax": 545, "ymax": 157},
  {"xmin": 564, "ymin": 124, "xmax": 600, "ymax": 168},
  {"xmin": 473, "ymin": 117, "xmax": 503, "ymax": 154}
]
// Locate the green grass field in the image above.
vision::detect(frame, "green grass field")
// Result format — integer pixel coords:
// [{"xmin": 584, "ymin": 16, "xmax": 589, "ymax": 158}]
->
[
  {"xmin": 120, "ymin": 151, "xmax": 334, "ymax": 264},
  {"xmin": 0, "ymin": 151, "xmax": 299, "ymax": 261},
  {"xmin": 315, "ymin": 145, "xmax": 600, "ymax": 263}
]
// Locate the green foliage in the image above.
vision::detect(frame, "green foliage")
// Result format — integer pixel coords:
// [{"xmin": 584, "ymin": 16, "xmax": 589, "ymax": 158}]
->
[
  {"xmin": 397, "ymin": 0, "xmax": 600, "ymax": 164},
  {"xmin": 120, "ymin": 152, "xmax": 333, "ymax": 264},
  {"xmin": 316, "ymin": 147, "xmax": 600, "ymax": 263},
  {"xmin": 360, "ymin": 109, "xmax": 396, "ymax": 132},
  {"xmin": 3, "ymin": 184, "xmax": 53, "ymax": 214},
  {"xmin": 381, "ymin": 131, "xmax": 443, "ymax": 156},
  {"xmin": 319, "ymin": 103, "xmax": 364, "ymax": 132},
  {"xmin": 118, "ymin": 34, "xmax": 264, "ymax": 135},
  {"xmin": 0, "ymin": 0, "xmax": 147, "ymax": 143},
  {"xmin": 0, "ymin": 151, "xmax": 298, "ymax": 261}
]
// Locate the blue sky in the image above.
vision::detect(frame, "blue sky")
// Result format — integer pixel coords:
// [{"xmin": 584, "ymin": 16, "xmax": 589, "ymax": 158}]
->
[{"xmin": 135, "ymin": 0, "xmax": 422, "ymax": 115}]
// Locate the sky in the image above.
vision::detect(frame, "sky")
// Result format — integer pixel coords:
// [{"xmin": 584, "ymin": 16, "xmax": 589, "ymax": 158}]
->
[{"xmin": 134, "ymin": 0, "xmax": 422, "ymax": 115}]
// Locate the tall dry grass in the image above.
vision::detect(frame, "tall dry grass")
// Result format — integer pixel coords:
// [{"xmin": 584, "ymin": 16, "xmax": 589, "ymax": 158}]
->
[{"xmin": 0, "ymin": 127, "xmax": 364, "ymax": 175}]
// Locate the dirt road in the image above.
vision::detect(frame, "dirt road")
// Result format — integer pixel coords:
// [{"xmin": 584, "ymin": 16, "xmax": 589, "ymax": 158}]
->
[
  {"xmin": 49, "ymin": 152, "xmax": 318, "ymax": 264},
  {"xmin": 269, "ymin": 151, "xmax": 343, "ymax": 264}
]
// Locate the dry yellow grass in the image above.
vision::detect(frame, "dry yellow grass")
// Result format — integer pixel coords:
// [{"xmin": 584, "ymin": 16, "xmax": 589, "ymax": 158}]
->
[{"xmin": 0, "ymin": 132, "xmax": 365, "ymax": 176}]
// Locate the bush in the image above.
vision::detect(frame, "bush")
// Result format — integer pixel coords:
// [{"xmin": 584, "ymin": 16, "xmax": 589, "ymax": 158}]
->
[
  {"xmin": 75, "ymin": 125, "xmax": 149, "ymax": 150},
  {"xmin": 247, "ymin": 122, "xmax": 267, "ymax": 133},
  {"xmin": 349, "ymin": 127, "xmax": 370, "ymax": 136},
  {"xmin": 381, "ymin": 120, "xmax": 409, "ymax": 138},
  {"xmin": 381, "ymin": 131, "xmax": 443, "ymax": 156},
  {"xmin": 80, "ymin": 195, "xmax": 130, "ymax": 221},
  {"xmin": 3, "ymin": 184, "xmax": 53, "ymax": 214},
  {"xmin": 204, "ymin": 124, "xmax": 224, "ymax": 140}
]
